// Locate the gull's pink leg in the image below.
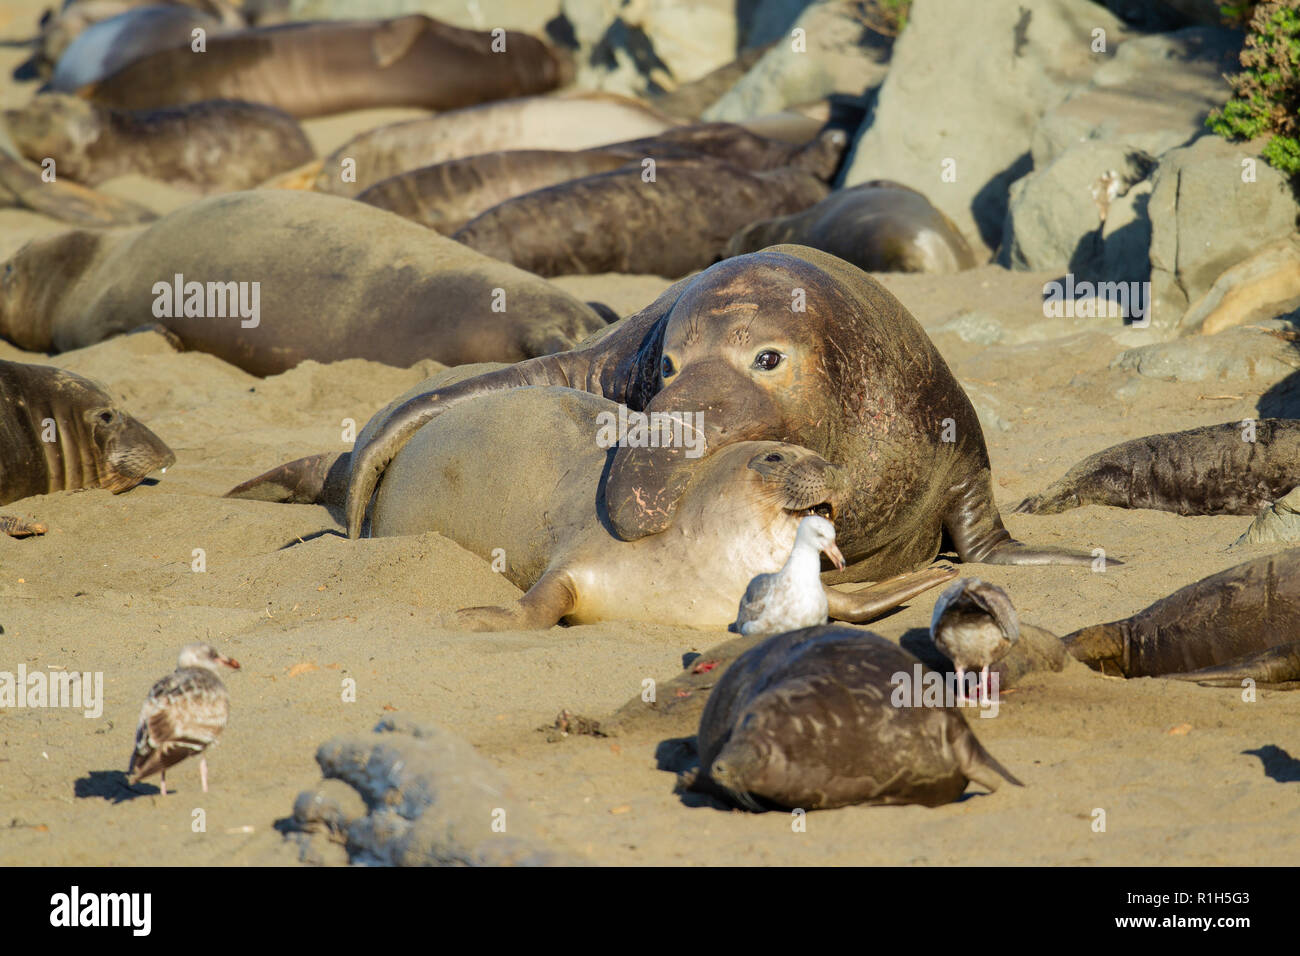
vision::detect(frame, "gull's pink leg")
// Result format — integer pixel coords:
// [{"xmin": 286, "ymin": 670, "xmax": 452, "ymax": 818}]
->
[
  {"xmin": 160, "ymin": 770, "xmax": 167, "ymax": 797},
  {"xmin": 200, "ymin": 757, "xmax": 209, "ymax": 793},
  {"xmin": 954, "ymin": 667, "xmax": 966, "ymax": 706}
]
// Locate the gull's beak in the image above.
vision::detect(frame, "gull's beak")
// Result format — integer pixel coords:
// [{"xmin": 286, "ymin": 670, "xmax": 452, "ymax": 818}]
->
[
  {"xmin": 823, "ymin": 542, "xmax": 846, "ymax": 571},
  {"xmin": 219, "ymin": 655, "xmax": 241, "ymax": 670}
]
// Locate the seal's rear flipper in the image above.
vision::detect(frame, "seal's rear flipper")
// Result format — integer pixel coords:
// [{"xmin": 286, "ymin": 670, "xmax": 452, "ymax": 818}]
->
[
  {"xmin": 945, "ymin": 473, "xmax": 1122, "ymax": 567},
  {"xmin": 0, "ymin": 514, "xmax": 47, "ymax": 537},
  {"xmin": 826, "ymin": 564, "xmax": 957, "ymax": 622},
  {"xmin": 1166, "ymin": 641, "xmax": 1300, "ymax": 687},
  {"xmin": 225, "ymin": 452, "xmax": 348, "ymax": 508},
  {"xmin": 449, "ymin": 570, "xmax": 577, "ymax": 632},
  {"xmin": 953, "ymin": 724, "xmax": 1024, "ymax": 792}
]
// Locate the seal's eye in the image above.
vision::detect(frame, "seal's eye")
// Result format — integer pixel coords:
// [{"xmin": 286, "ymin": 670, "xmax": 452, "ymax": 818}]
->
[
  {"xmin": 660, "ymin": 355, "xmax": 675, "ymax": 378},
  {"xmin": 97, "ymin": 410, "xmax": 115, "ymax": 425},
  {"xmin": 753, "ymin": 350, "xmax": 783, "ymax": 371},
  {"xmin": 764, "ymin": 453, "xmax": 782, "ymax": 462}
]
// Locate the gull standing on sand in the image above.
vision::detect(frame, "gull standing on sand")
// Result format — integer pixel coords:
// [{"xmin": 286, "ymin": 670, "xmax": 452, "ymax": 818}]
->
[
  {"xmin": 730, "ymin": 515, "xmax": 846, "ymax": 636},
  {"xmin": 129, "ymin": 643, "xmax": 239, "ymax": 795},
  {"xmin": 929, "ymin": 579, "xmax": 1019, "ymax": 706}
]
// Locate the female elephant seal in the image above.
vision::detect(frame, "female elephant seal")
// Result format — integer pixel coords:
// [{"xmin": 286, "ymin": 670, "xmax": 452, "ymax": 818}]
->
[
  {"xmin": 1016, "ymin": 420, "xmax": 1300, "ymax": 516},
  {"xmin": 357, "ymin": 125, "xmax": 846, "ymax": 235},
  {"xmin": 345, "ymin": 246, "xmax": 1109, "ymax": 581},
  {"xmin": 5, "ymin": 94, "xmax": 314, "ymax": 192},
  {"xmin": 0, "ymin": 358, "xmax": 174, "ymax": 536},
  {"xmin": 725, "ymin": 180, "xmax": 978, "ymax": 274},
  {"xmin": 685, "ymin": 626, "xmax": 1023, "ymax": 811},
  {"xmin": 368, "ymin": 386, "xmax": 954, "ymax": 630},
  {"xmin": 1064, "ymin": 548, "xmax": 1300, "ymax": 683},
  {"xmin": 0, "ymin": 190, "xmax": 607, "ymax": 376},
  {"xmin": 80, "ymin": 15, "xmax": 570, "ymax": 118},
  {"xmin": 451, "ymin": 159, "xmax": 831, "ymax": 278}
]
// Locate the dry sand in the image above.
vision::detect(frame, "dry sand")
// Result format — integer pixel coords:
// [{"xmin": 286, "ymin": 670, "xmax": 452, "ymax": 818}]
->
[{"xmin": 1, "ymin": 5, "xmax": 1298, "ymax": 867}]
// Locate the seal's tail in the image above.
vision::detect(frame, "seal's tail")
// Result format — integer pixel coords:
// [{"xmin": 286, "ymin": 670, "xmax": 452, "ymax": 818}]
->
[
  {"xmin": 224, "ymin": 452, "xmax": 348, "ymax": 508},
  {"xmin": 953, "ymin": 724, "xmax": 1024, "ymax": 793}
]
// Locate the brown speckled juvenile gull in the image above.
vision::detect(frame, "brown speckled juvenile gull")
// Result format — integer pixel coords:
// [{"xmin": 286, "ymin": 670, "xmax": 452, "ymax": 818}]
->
[
  {"xmin": 729, "ymin": 515, "xmax": 845, "ymax": 637},
  {"xmin": 930, "ymin": 578, "xmax": 1019, "ymax": 705},
  {"xmin": 129, "ymin": 643, "xmax": 239, "ymax": 795}
]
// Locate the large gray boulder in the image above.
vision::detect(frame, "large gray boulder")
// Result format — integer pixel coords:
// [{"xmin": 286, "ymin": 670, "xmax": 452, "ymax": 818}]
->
[
  {"xmin": 1147, "ymin": 136, "xmax": 1300, "ymax": 330},
  {"xmin": 267, "ymin": 0, "xmax": 563, "ymax": 33},
  {"xmin": 842, "ymin": 0, "xmax": 1128, "ymax": 258},
  {"xmin": 288, "ymin": 717, "xmax": 568, "ymax": 866},
  {"xmin": 702, "ymin": 0, "xmax": 891, "ymax": 123},
  {"xmin": 1031, "ymin": 27, "xmax": 1239, "ymax": 168}
]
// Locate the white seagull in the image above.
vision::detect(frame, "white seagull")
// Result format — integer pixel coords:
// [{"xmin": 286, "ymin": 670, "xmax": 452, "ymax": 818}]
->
[{"xmin": 730, "ymin": 515, "xmax": 846, "ymax": 636}]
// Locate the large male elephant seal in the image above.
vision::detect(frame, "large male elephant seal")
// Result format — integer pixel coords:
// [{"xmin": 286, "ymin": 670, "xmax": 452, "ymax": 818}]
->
[
  {"xmin": 0, "ymin": 358, "xmax": 174, "ymax": 536},
  {"xmin": 452, "ymin": 160, "xmax": 830, "ymax": 278},
  {"xmin": 365, "ymin": 386, "xmax": 954, "ymax": 630},
  {"xmin": 1015, "ymin": 420, "xmax": 1300, "ymax": 516},
  {"xmin": 344, "ymin": 246, "xmax": 1108, "ymax": 581},
  {"xmin": 725, "ymin": 180, "xmax": 978, "ymax": 274},
  {"xmin": 685, "ymin": 626, "xmax": 1023, "ymax": 810},
  {"xmin": 5, "ymin": 94, "xmax": 314, "ymax": 192},
  {"xmin": 315, "ymin": 92, "xmax": 677, "ymax": 197},
  {"xmin": 357, "ymin": 124, "xmax": 847, "ymax": 235},
  {"xmin": 0, "ymin": 191, "xmax": 607, "ymax": 376},
  {"xmin": 1064, "ymin": 549, "xmax": 1300, "ymax": 683},
  {"xmin": 79, "ymin": 15, "xmax": 571, "ymax": 118}
]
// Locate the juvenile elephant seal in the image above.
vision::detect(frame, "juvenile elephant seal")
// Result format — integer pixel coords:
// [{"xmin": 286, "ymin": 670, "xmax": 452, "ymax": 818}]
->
[
  {"xmin": 452, "ymin": 159, "xmax": 830, "ymax": 278},
  {"xmin": 81, "ymin": 15, "xmax": 570, "ymax": 118},
  {"xmin": 368, "ymin": 386, "xmax": 954, "ymax": 629},
  {"xmin": 1064, "ymin": 548, "xmax": 1300, "ymax": 682},
  {"xmin": 1015, "ymin": 420, "xmax": 1300, "ymax": 516},
  {"xmin": 316, "ymin": 92, "xmax": 678, "ymax": 197},
  {"xmin": 0, "ymin": 148, "xmax": 156, "ymax": 226},
  {"xmin": 0, "ymin": 191, "xmax": 607, "ymax": 375},
  {"xmin": 686, "ymin": 626, "xmax": 1023, "ymax": 810},
  {"xmin": 726, "ymin": 180, "xmax": 978, "ymax": 274},
  {"xmin": 5, "ymin": 94, "xmax": 314, "ymax": 191},
  {"xmin": 0, "ymin": 357, "xmax": 174, "ymax": 536},
  {"xmin": 357, "ymin": 125, "xmax": 846, "ymax": 235},
  {"xmin": 346, "ymin": 246, "xmax": 1109, "ymax": 581}
]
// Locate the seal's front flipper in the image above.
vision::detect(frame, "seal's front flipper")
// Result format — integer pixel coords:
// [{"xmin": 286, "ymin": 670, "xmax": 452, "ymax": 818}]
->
[
  {"xmin": 449, "ymin": 570, "xmax": 577, "ymax": 632},
  {"xmin": 1167, "ymin": 641, "xmax": 1300, "ymax": 687},
  {"xmin": 825, "ymin": 564, "xmax": 957, "ymax": 623},
  {"xmin": 0, "ymin": 514, "xmax": 46, "ymax": 537},
  {"xmin": 945, "ymin": 471, "xmax": 1122, "ymax": 567},
  {"xmin": 225, "ymin": 452, "xmax": 348, "ymax": 508}
]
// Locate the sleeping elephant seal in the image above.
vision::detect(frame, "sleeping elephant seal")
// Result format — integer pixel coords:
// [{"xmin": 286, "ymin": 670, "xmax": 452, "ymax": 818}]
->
[
  {"xmin": 5, "ymin": 94, "xmax": 314, "ymax": 192},
  {"xmin": 316, "ymin": 92, "xmax": 678, "ymax": 198},
  {"xmin": 685, "ymin": 626, "xmax": 1023, "ymax": 810},
  {"xmin": 79, "ymin": 15, "xmax": 571, "ymax": 118},
  {"xmin": 357, "ymin": 125, "xmax": 847, "ymax": 235},
  {"xmin": 451, "ymin": 159, "xmax": 831, "ymax": 278},
  {"xmin": 0, "ymin": 147, "xmax": 156, "ymax": 226},
  {"xmin": 0, "ymin": 191, "xmax": 607, "ymax": 376},
  {"xmin": 369, "ymin": 385, "xmax": 955, "ymax": 630},
  {"xmin": 1015, "ymin": 420, "xmax": 1300, "ymax": 516},
  {"xmin": 1064, "ymin": 548, "xmax": 1300, "ymax": 683},
  {"xmin": 0, "ymin": 358, "xmax": 174, "ymax": 536},
  {"xmin": 345, "ymin": 245, "xmax": 1111, "ymax": 582},
  {"xmin": 725, "ymin": 180, "xmax": 978, "ymax": 274}
]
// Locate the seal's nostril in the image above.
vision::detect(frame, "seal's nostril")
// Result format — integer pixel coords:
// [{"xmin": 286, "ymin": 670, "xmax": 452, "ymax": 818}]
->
[{"xmin": 764, "ymin": 453, "xmax": 781, "ymax": 462}]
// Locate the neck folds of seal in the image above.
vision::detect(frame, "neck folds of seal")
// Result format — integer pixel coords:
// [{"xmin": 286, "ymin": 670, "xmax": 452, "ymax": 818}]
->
[{"xmin": 35, "ymin": 400, "xmax": 105, "ymax": 493}]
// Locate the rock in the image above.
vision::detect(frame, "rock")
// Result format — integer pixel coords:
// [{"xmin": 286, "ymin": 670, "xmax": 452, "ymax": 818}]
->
[
  {"xmin": 741, "ymin": 0, "xmax": 819, "ymax": 48},
  {"xmin": 1232, "ymin": 486, "xmax": 1300, "ymax": 549},
  {"xmin": 1179, "ymin": 237, "xmax": 1300, "ymax": 336},
  {"xmin": 1031, "ymin": 28, "xmax": 1240, "ymax": 168},
  {"xmin": 842, "ymin": 0, "xmax": 1128, "ymax": 258},
  {"xmin": 702, "ymin": 1, "xmax": 891, "ymax": 122},
  {"xmin": 934, "ymin": 310, "xmax": 1005, "ymax": 346},
  {"xmin": 1147, "ymin": 135, "xmax": 1300, "ymax": 330},
  {"xmin": 290, "ymin": 717, "xmax": 568, "ymax": 866},
  {"xmin": 963, "ymin": 383, "xmax": 1013, "ymax": 433},
  {"xmin": 1111, "ymin": 322, "xmax": 1300, "ymax": 383},
  {"xmin": 1003, "ymin": 142, "xmax": 1155, "ymax": 276}
]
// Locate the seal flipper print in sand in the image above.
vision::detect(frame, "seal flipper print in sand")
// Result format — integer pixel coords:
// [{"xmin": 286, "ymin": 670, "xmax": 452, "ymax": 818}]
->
[{"xmin": 344, "ymin": 246, "xmax": 1114, "ymax": 581}]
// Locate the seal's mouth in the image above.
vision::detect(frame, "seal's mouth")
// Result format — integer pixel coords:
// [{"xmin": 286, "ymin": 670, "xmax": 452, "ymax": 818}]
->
[{"xmin": 785, "ymin": 501, "xmax": 835, "ymax": 521}]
